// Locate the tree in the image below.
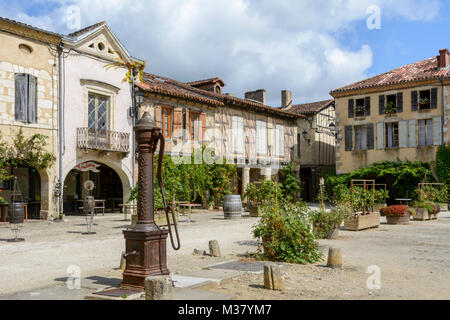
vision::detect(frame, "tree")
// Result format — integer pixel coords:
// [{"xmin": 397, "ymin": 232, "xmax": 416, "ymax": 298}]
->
[{"xmin": 279, "ymin": 163, "xmax": 301, "ymax": 202}]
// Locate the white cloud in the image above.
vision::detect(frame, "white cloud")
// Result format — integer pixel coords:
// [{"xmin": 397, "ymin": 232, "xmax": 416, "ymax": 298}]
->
[{"xmin": 0, "ymin": 0, "xmax": 440, "ymax": 105}]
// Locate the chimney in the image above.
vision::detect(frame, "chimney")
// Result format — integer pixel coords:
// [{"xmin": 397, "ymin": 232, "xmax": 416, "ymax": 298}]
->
[
  {"xmin": 437, "ymin": 49, "xmax": 449, "ymax": 69},
  {"xmin": 281, "ymin": 90, "xmax": 292, "ymax": 109},
  {"xmin": 245, "ymin": 89, "xmax": 266, "ymax": 104}
]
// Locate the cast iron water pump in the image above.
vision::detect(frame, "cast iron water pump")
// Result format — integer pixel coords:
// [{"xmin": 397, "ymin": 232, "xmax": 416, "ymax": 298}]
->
[{"xmin": 121, "ymin": 112, "xmax": 180, "ymax": 289}]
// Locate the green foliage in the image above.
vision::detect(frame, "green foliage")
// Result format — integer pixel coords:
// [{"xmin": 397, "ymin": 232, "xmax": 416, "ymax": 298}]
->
[
  {"xmin": 245, "ymin": 180, "xmax": 280, "ymax": 205},
  {"xmin": 416, "ymin": 185, "xmax": 448, "ymax": 204},
  {"xmin": 279, "ymin": 163, "xmax": 301, "ymax": 202},
  {"xmin": 310, "ymin": 205, "xmax": 351, "ymax": 239},
  {"xmin": 436, "ymin": 143, "xmax": 450, "ymax": 193},
  {"xmin": 331, "ymin": 184, "xmax": 375, "ymax": 213},
  {"xmin": 375, "ymin": 189, "xmax": 389, "ymax": 204},
  {"xmin": 326, "ymin": 160, "xmax": 435, "ymax": 203},
  {"xmin": 252, "ymin": 202, "xmax": 322, "ymax": 264}
]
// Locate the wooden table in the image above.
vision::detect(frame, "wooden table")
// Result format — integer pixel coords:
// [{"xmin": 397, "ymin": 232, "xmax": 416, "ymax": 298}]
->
[
  {"xmin": 395, "ymin": 198, "xmax": 412, "ymax": 205},
  {"xmin": 178, "ymin": 203, "xmax": 202, "ymax": 223}
]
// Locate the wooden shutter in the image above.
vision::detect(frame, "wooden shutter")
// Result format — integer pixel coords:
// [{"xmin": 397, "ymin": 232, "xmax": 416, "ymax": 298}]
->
[
  {"xmin": 173, "ymin": 108, "xmax": 183, "ymax": 138},
  {"xmin": 155, "ymin": 105, "xmax": 161, "ymax": 128},
  {"xmin": 431, "ymin": 88, "xmax": 438, "ymax": 109},
  {"xmin": 399, "ymin": 121, "xmax": 407, "ymax": 148},
  {"xmin": 376, "ymin": 122, "xmax": 384, "ymax": 149},
  {"xmin": 15, "ymin": 73, "xmax": 28, "ymax": 122},
  {"xmin": 408, "ymin": 120, "xmax": 417, "ymax": 147},
  {"xmin": 200, "ymin": 112, "xmax": 207, "ymax": 142},
  {"xmin": 396, "ymin": 92, "xmax": 403, "ymax": 113},
  {"xmin": 411, "ymin": 91, "xmax": 418, "ymax": 111},
  {"xmin": 27, "ymin": 75, "xmax": 37, "ymax": 123},
  {"xmin": 345, "ymin": 126, "xmax": 353, "ymax": 151},
  {"xmin": 379, "ymin": 95, "xmax": 385, "ymax": 115},
  {"xmin": 348, "ymin": 99, "xmax": 354, "ymax": 118},
  {"xmin": 433, "ymin": 116, "xmax": 442, "ymax": 146},
  {"xmin": 367, "ymin": 123, "xmax": 374, "ymax": 150},
  {"xmin": 364, "ymin": 97, "xmax": 371, "ymax": 116}
]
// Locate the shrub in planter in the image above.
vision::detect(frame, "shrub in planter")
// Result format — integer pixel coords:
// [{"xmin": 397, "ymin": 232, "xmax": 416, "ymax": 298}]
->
[
  {"xmin": 310, "ymin": 206, "xmax": 351, "ymax": 239},
  {"xmin": 245, "ymin": 180, "xmax": 281, "ymax": 216},
  {"xmin": 252, "ymin": 202, "xmax": 322, "ymax": 264},
  {"xmin": 380, "ymin": 205, "xmax": 410, "ymax": 224}
]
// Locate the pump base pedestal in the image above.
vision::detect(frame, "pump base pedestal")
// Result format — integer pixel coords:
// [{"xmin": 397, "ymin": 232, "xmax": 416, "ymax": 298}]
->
[{"xmin": 121, "ymin": 228, "xmax": 169, "ymax": 289}]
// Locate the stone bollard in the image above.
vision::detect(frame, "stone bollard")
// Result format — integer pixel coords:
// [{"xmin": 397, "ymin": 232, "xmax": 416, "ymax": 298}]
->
[
  {"xmin": 145, "ymin": 276, "xmax": 173, "ymax": 300},
  {"xmin": 209, "ymin": 240, "xmax": 221, "ymax": 257},
  {"xmin": 327, "ymin": 247, "xmax": 343, "ymax": 269},
  {"xmin": 264, "ymin": 263, "xmax": 283, "ymax": 291},
  {"xmin": 120, "ymin": 251, "xmax": 126, "ymax": 271}
]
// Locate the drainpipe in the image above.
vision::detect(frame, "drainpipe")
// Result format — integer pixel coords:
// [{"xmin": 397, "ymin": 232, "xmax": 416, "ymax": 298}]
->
[
  {"xmin": 131, "ymin": 71, "xmax": 136, "ymax": 190},
  {"xmin": 57, "ymin": 42, "xmax": 64, "ymax": 218},
  {"xmin": 439, "ymin": 78, "xmax": 445, "ymax": 146}
]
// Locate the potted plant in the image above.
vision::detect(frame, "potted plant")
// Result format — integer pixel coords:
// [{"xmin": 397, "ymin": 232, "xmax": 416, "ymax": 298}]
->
[
  {"xmin": 384, "ymin": 101, "xmax": 397, "ymax": 116},
  {"xmin": 413, "ymin": 201, "xmax": 435, "ymax": 221},
  {"xmin": 419, "ymin": 97, "xmax": 430, "ymax": 108},
  {"xmin": 380, "ymin": 205, "xmax": 410, "ymax": 225},
  {"xmin": 374, "ymin": 189, "xmax": 389, "ymax": 212},
  {"xmin": 245, "ymin": 180, "xmax": 278, "ymax": 217},
  {"xmin": 310, "ymin": 205, "xmax": 351, "ymax": 239}
]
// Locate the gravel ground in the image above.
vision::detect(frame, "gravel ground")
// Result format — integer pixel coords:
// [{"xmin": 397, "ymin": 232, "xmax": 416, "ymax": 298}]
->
[{"xmin": 1, "ymin": 209, "xmax": 450, "ymax": 299}]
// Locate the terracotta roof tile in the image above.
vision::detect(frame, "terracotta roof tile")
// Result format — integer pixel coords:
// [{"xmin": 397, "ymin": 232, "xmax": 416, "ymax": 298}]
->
[
  {"xmin": 186, "ymin": 77, "xmax": 225, "ymax": 87},
  {"xmin": 290, "ymin": 99, "xmax": 334, "ymax": 115},
  {"xmin": 67, "ymin": 21, "xmax": 106, "ymax": 37},
  {"xmin": 0, "ymin": 16, "xmax": 62, "ymax": 37},
  {"xmin": 331, "ymin": 55, "xmax": 450, "ymax": 94}
]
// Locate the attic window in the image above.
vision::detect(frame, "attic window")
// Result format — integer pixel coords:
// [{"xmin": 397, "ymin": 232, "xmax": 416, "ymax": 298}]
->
[
  {"xmin": 19, "ymin": 44, "xmax": 33, "ymax": 54},
  {"xmin": 98, "ymin": 42, "xmax": 105, "ymax": 51}
]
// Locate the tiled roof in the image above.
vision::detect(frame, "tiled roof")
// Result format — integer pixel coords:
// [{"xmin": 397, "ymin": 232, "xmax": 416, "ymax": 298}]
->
[
  {"xmin": 138, "ymin": 73, "xmax": 303, "ymax": 119},
  {"xmin": 0, "ymin": 16, "xmax": 62, "ymax": 37},
  {"xmin": 186, "ymin": 77, "xmax": 225, "ymax": 87},
  {"xmin": 290, "ymin": 99, "xmax": 334, "ymax": 115},
  {"xmin": 67, "ymin": 21, "xmax": 106, "ymax": 37},
  {"xmin": 331, "ymin": 55, "xmax": 450, "ymax": 95}
]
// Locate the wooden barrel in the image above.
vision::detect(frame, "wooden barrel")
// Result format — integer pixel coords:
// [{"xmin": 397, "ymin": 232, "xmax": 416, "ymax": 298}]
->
[
  {"xmin": 8, "ymin": 203, "xmax": 25, "ymax": 224},
  {"xmin": 223, "ymin": 195, "xmax": 242, "ymax": 220}
]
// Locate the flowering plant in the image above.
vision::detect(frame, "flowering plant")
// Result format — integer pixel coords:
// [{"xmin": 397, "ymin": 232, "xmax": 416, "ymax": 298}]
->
[{"xmin": 380, "ymin": 205, "xmax": 408, "ymax": 217}]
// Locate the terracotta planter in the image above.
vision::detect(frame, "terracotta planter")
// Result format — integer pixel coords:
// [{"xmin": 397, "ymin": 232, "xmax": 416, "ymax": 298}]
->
[{"xmin": 386, "ymin": 213, "xmax": 410, "ymax": 225}]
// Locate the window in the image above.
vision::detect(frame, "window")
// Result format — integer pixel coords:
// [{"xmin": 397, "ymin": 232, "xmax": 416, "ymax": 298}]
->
[
  {"xmin": 418, "ymin": 119, "xmax": 433, "ymax": 146},
  {"xmin": 349, "ymin": 97, "xmax": 370, "ymax": 118},
  {"xmin": 419, "ymin": 90, "xmax": 431, "ymax": 110},
  {"xmin": 354, "ymin": 125, "xmax": 367, "ymax": 150},
  {"xmin": 232, "ymin": 116, "xmax": 244, "ymax": 153},
  {"xmin": 88, "ymin": 93, "xmax": 109, "ymax": 131},
  {"xmin": 161, "ymin": 107, "xmax": 172, "ymax": 138},
  {"xmin": 385, "ymin": 122, "xmax": 399, "ymax": 148},
  {"xmin": 355, "ymin": 98, "xmax": 366, "ymax": 117},
  {"xmin": 15, "ymin": 73, "xmax": 37, "ymax": 123},
  {"xmin": 275, "ymin": 124, "xmax": 285, "ymax": 156},
  {"xmin": 189, "ymin": 111, "xmax": 199, "ymax": 140},
  {"xmin": 256, "ymin": 120, "xmax": 267, "ymax": 155}
]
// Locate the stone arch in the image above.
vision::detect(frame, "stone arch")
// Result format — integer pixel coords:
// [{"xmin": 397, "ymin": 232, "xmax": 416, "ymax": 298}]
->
[{"xmin": 37, "ymin": 167, "xmax": 54, "ymax": 219}]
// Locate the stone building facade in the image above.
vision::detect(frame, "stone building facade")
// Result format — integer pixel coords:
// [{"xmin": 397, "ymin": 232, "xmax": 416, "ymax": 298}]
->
[
  {"xmin": 330, "ymin": 49, "xmax": 450, "ymax": 174},
  {"xmin": 0, "ymin": 17, "xmax": 61, "ymax": 219},
  {"xmin": 136, "ymin": 75, "xmax": 302, "ymax": 198}
]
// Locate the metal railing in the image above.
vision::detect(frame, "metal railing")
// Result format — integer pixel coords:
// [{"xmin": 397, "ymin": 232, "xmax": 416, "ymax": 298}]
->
[{"xmin": 77, "ymin": 128, "xmax": 130, "ymax": 153}]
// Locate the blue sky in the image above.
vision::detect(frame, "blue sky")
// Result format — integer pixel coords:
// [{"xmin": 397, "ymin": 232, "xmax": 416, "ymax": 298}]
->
[{"xmin": 0, "ymin": 0, "xmax": 448, "ymax": 106}]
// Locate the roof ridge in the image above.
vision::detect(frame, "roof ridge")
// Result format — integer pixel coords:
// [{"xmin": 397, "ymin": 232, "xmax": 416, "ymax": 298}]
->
[{"xmin": 67, "ymin": 21, "xmax": 106, "ymax": 37}]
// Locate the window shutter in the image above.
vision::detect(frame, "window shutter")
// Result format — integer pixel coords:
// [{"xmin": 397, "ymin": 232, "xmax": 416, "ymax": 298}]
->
[
  {"xmin": 376, "ymin": 122, "xmax": 384, "ymax": 149},
  {"xmin": 367, "ymin": 123, "xmax": 374, "ymax": 149},
  {"xmin": 348, "ymin": 99, "xmax": 354, "ymax": 118},
  {"xmin": 411, "ymin": 91, "xmax": 418, "ymax": 111},
  {"xmin": 399, "ymin": 121, "xmax": 407, "ymax": 148},
  {"xmin": 15, "ymin": 73, "xmax": 28, "ymax": 122},
  {"xmin": 200, "ymin": 113, "xmax": 207, "ymax": 142},
  {"xmin": 345, "ymin": 126, "xmax": 353, "ymax": 151},
  {"xmin": 378, "ymin": 95, "xmax": 385, "ymax": 115},
  {"xmin": 396, "ymin": 92, "xmax": 403, "ymax": 113},
  {"xmin": 27, "ymin": 75, "xmax": 37, "ymax": 123},
  {"xmin": 364, "ymin": 97, "xmax": 371, "ymax": 116},
  {"xmin": 431, "ymin": 88, "xmax": 438, "ymax": 109},
  {"xmin": 408, "ymin": 120, "xmax": 417, "ymax": 147},
  {"xmin": 432, "ymin": 116, "xmax": 442, "ymax": 146}
]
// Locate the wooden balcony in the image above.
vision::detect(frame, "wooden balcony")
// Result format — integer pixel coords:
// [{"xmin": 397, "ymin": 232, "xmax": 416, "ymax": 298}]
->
[{"xmin": 77, "ymin": 128, "xmax": 130, "ymax": 153}]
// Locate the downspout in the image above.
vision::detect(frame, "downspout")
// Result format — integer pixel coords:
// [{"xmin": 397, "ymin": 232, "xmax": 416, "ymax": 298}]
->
[
  {"xmin": 439, "ymin": 77, "xmax": 445, "ymax": 146},
  {"xmin": 57, "ymin": 42, "xmax": 64, "ymax": 218},
  {"xmin": 131, "ymin": 71, "xmax": 136, "ymax": 190}
]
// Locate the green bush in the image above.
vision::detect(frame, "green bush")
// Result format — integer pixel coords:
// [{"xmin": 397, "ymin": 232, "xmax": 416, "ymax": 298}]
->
[
  {"xmin": 436, "ymin": 143, "xmax": 450, "ymax": 190},
  {"xmin": 279, "ymin": 163, "xmax": 301, "ymax": 202},
  {"xmin": 252, "ymin": 202, "xmax": 322, "ymax": 264},
  {"xmin": 310, "ymin": 205, "xmax": 351, "ymax": 239},
  {"xmin": 245, "ymin": 180, "xmax": 281, "ymax": 205}
]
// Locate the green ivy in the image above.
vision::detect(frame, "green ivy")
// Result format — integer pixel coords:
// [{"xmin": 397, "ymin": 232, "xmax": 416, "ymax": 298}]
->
[{"xmin": 436, "ymin": 143, "xmax": 450, "ymax": 191}]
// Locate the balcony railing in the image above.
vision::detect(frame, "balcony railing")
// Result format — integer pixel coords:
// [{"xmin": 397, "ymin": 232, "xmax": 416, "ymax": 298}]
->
[{"xmin": 77, "ymin": 128, "xmax": 130, "ymax": 153}]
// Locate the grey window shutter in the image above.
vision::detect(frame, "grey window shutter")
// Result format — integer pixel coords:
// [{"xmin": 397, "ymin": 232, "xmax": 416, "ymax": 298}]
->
[
  {"xmin": 15, "ymin": 73, "xmax": 28, "ymax": 122},
  {"xmin": 376, "ymin": 122, "xmax": 384, "ymax": 149},
  {"xmin": 411, "ymin": 91, "xmax": 418, "ymax": 111},
  {"xmin": 408, "ymin": 120, "xmax": 417, "ymax": 147},
  {"xmin": 27, "ymin": 75, "xmax": 37, "ymax": 123},
  {"xmin": 399, "ymin": 121, "xmax": 408, "ymax": 148},
  {"xmin": 396, "ymin": 92, "xmax": 403, "ymax": 113},
  {"xmin": 348, "ymin": 99, "xmax": 354, "ymax": 118},
  {"xmin": 367, "ymin": 123, "xmax": 374, "ymax": 149},
  {"xmin": 345, "ymin": 126, "xmax": 353, "ymax": 151},
  {"xmin": 431, "ymin": 88, "xmax": 438, "ymax": 109},
  {"xmin": 432, "ymin": 116, "xmax": 442, "ymax": 146},
  {"xmin": 364, "ymin": 97, "xmax": 371, "ymax": 116},
  {"xmin": 379, "ymin": 95, "xmax": 385, "ymax": 115}
]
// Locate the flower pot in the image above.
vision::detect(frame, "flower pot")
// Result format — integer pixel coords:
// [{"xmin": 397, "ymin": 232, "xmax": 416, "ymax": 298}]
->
[
  {"xmin": 326, "ymin": 227, "xmax": 340, "ymax": 239},
  {"xmin": 414, "ymin": 208, "xmax": 430, "ymax": 221},
  {"xmin": 386, "ymin": 213, "xmax": 410, "ymax": 225}
]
